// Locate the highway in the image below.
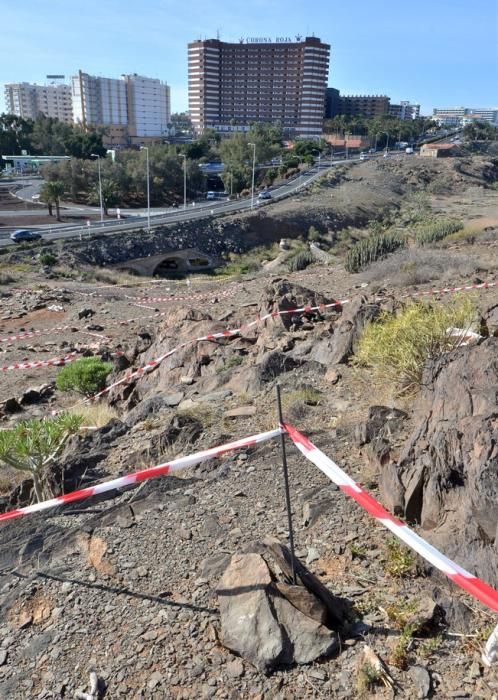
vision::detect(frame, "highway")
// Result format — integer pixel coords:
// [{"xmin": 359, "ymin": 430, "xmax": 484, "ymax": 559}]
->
[{"xmin": 0, "ymin": 157, "xmax": 352, "ymax": 247}]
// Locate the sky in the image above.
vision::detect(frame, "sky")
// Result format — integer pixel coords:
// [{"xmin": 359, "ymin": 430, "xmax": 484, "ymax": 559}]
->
[{"xmin": 1, "ymin": 0, "xmax": 497, "ymax": 117}]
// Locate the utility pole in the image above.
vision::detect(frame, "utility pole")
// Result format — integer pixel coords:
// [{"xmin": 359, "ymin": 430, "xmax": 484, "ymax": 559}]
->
[
  {"xmin": 90, "ymin": 153, "xmax": 104, "ymax": 224},
  {"xmin": 140, "ymin": 146, "xmax": 151, "ymax": 232},
  {"xmin": 248, "ymin": 142, "xmax": 256, "ymax": 209},
  {"xmin": 179, "ymin": 154, "xmax": 187, "ymax": 210}
]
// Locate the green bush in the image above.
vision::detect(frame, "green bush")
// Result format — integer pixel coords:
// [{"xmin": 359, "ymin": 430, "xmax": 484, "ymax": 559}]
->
[
  {"xmin": 56, "ymin": 357, "xmax": 113, "ymax": 396},
  {"xmin": 39, "ymin": 252, "xmax": 58, "ymax": 266},
  {"xmin": 287, "ymin": 250, "xmax": 314, "ymax": 272},
  {"xmin": 345, "ymin": 232, "xmax": 405, "ymax": 273},
  {"xmin": 308, "ymin": 226, "xmax": 321, "ymax": 241},
  {"xmin": 415, "ymin": 219, "xmax": 463, "ymax": 246},
  {"xmin": 354, "ymin": 296, "xmax": 475, "ymax": 395}
]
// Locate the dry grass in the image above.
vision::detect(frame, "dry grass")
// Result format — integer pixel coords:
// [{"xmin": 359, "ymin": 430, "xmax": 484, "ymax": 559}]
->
[
  {"xmin": 69, "ymin": 403, "xmax": 120, "ymax": 428},
  {"xmin": 354, "ymin": 296, "xmax": 476, "ymax": 395},
  {"xmin": 359, "ymin": 248, "xmax": 489, "ymax": 287}
]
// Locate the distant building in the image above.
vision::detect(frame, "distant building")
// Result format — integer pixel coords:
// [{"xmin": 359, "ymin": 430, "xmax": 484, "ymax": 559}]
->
[
  {"xmin": 4, "ymin": 81, "xmax": 73, "ymax": 123},
  {"xmin": 188, "ymin": 36, "xmax": 330, "ymax": 139},
  {"xmin": 338, "ymin": 94, "xmax": 390, "ymax": 118},
  {"xmin": 420, "ymin": 142, "xmax": 455, "ymax": 158},
  {"xmin": 433, "ymin": 107, "xmax": 498, "ymax": 127},
  {"xmin": 71, "ymin": 71, "xmax": 170, "ymax": 147},
  {"xmin": 324, "ymin": 87, "xmax": 341, "ymax": 118},
  {"xmin": 123, "ymin": 74, "xmax": 171, "ymax": 143},
  {"xmin": 389, "ymin": 101, "xmax": 420, "ymax": 120}
]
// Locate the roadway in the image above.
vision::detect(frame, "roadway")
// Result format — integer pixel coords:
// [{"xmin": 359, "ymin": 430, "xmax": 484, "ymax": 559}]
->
[{"xmin": 0, "ymin": 157, "xmax": 351, "ymax": 247}]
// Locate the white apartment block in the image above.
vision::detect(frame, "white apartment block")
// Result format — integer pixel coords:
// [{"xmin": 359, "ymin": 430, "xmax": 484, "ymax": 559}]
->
[
  {"xmin": 71, "ymin": 71, "xmax": 171, "ymax": 145},
  {"xmin": 4, "ymin": 82, "xmax": 73, "ymax": 123},
  {"xmin": 71, "ymin": 71, "xmax": 127, "ymax": 128},
  {"xmin": 389, "ymin": 101, "xmax": 421, "ymax": 120},
  {"xmin": 433, "ymin": 107, "xmax": 498, "ymax": 127},
  {"xmin": 123, "ymin": 74, "xmax": 171, "ymax": 138}
]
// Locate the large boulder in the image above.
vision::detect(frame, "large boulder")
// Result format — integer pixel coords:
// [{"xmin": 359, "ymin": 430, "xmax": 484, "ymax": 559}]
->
[
  {"xmin": 216, "ymin": 539, "xmax": 347, "ymax": 672},
  {"xmin": 379, "ymin": 338, "xmax": 498, "ymax": 585}
]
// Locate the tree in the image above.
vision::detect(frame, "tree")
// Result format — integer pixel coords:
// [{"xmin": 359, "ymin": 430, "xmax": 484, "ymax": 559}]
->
[
  {"xmin": 463, "ymin": 120, "xmax": 497, "ymax": 142},
  {"xmin": 40, "ymin": 180, "xmax": 65, "ymax": 220},
  {"xmin": 90, "ymin": 178, "xmax": 120, "ymax": 214},
  {"xmin": 0, "ymin": 114, "xmax": 33, "ymax": 160},
  {"xmin": 0, "ymin": 414, "xmax": 83, "ymax": 502}
]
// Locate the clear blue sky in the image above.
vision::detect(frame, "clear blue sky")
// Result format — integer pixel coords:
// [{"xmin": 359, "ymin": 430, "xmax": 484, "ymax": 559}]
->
[{"xmin": 1, "ymin": 0, "xmax": 496, "ymax": 116}]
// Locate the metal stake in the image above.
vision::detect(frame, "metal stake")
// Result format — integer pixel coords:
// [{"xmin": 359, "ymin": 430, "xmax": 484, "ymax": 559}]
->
[{"xmin": 276, "ymin": 384, "xmax": 297, "ymax": 584}]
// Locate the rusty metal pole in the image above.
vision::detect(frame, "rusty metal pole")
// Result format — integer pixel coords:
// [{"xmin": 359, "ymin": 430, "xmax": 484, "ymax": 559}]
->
[{"xmin": 276, "ymin": 384, "xmax": 297, "ymax": 584}]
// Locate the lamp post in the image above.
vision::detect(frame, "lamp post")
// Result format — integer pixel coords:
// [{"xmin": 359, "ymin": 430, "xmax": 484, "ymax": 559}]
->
[
  {"xmin": 248, "ymin": 142, "xmax": 256, "ymax": 209},
  {"xmin": 345, "ymin": 133, "xmax": 351, "ymax": 160},
  {"xmin": 90, "ymin": 153, "xmax": 104, "ymax": 224},
  {"xmin": 140, "ymin": 146, "xmax": 151, "ymax": 232},
  {"xmin": 179, "ymin": 153, "xmax": 187, "ymax": 210}
]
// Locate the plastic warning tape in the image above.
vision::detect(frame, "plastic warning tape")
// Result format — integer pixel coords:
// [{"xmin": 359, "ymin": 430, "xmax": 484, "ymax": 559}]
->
[
  {"xmin": 0, "ymin": 428, "xmax": 281, "ymax": 523},
  {"xmin": 0, "ymin": 326, "xmax": 79, "ymax": 345},
  {"xmin": 283, "ymin": 422, "xmax": 498, "ymax": 614},
  {"xmin": 403, "ymin": 280, "xmax": 498, "ymax": 299},
  {"xmin": 1, "ymin": 351, "xmax": 125, "ymax": 373},
  {"xmin": 3, "ymin": 277, "xmax": 496, "ymax": 348},
  {"xmin": 124, "ymin": 286, "xmax": 239, "ymax": 304},
  {"xmin": 83, "ymin": 298, "xmax": 346, "ymax": 404},
  {"xmin": 0, "ymin": 353, "xmax": 78, "ymax": 373}
]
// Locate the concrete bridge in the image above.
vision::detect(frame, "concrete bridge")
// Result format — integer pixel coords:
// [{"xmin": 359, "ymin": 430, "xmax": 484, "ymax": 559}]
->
[{"xmin": 112, "ymin": 247, "xmax": 217, "ymax": 277}]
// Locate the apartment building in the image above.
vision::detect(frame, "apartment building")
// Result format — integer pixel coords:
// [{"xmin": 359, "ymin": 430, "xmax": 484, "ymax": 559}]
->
[
  {"xmin": 123, "ymin": 74, "xmax": 171, "ymax": 143},
  {"xmin": 433, "ymin": 107, "xmax": 498, "ymax": 127},
  {"xmin": 4, "ymin": 82, "xmax": 73, "ymax": 123},
  {"xmin": 338, "ymin": 94, "xmax": 390, "ymax": 118},
  {"xmin": 389, "ymin": 101, "xmax": 420, "ymax": 120},
  {"xmin": 71, "ymin": 71, "xmax": 170, "ymax": 146},
  {"xmin": 188, "ymin": 36, "xmax": 330, "ymax": 138}
]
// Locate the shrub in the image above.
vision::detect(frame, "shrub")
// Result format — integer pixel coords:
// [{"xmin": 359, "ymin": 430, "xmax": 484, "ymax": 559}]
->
[
  {"xmin": 287, "ymin": 250, "xmax": 314, "ymax": 272},
  {"xmin": 308, "ymin": 225, "xmax": 321, "ymax": 241},
  {"xmin": 56, "ymin": 357, "xmax": 113, "ymax": 396},
  {"xmin": 415, "ymin": 219, "xmax": 463, "ymax": 246},
  {"xmin": 0, "ymin": 413, "xmax": 83, "ymax": 502},
  {"xmin": 345, "ymin": 232, "xmax": 405, "ymax": 273},
  {"xmin": 354, "ymin": 296, "xmax": 475, "ymax": 395},
  {"xmin": 39, "ymin": 252, "xmax": 58, "ymax": 266}
]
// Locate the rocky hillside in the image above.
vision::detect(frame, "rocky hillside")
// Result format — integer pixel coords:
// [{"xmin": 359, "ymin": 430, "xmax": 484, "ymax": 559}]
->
[{"xmin": 0, "ymin": 155, "xmax": 498, "ymax": 698}]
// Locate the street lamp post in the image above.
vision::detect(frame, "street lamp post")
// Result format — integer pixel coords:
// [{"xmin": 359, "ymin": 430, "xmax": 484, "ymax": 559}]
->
[
  {"xmin": 91, "ymin": 153, "xmax": 104, "ymax": 224},
  {"xmin": 248, "ymin": 142, "xmax": 256, "ymax": 209},
  {"xmin": 179, "ymin": 153, "xmax": 187, "ymax": 210},
  {"xmin": 140, "ymin": 146, "xmax": 151, "ymax": 232}
]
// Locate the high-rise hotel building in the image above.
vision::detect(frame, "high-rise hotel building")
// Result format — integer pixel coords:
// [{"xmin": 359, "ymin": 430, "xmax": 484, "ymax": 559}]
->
[{"xmin": 188, "ymin": 36, "xmax": 330, "ymax": 138}]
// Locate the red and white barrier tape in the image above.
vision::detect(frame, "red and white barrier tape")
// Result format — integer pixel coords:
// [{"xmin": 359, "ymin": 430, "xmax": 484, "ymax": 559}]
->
[
  {"xmin": 82, "ymin": 298, "xmax": 345, "ymax": 404},
  {"xmin": 2, "ymin": 277, "xmax": 496, "ymax": 348},
  {"xmin": 0, "ymin": 428, "xmax": 281, "ymax": 523},
  {"xmin": 124, "ymin": 286, "xmax": 239, "ymax": 304},
  {"xmin": 404, "ymin": 280, "xmax": 498, "ymax": 299},
  {"xmin": 1, "ymin": 351, "xmax": 125, "ymax": 373},
  {"xmin": 1, "ymin": 353, "xmax": 78, "ymax": 373},
  {"xmin": 283, "ymin": 422, "xmax": 498, "ymax": 614},
  {"xmin": 0, "ymin": 326, "xmax": 78, "ymax": 345}
]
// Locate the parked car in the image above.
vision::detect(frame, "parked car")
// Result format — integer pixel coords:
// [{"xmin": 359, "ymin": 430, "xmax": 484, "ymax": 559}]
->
[
  {"xmin": 10, "ymin": 229, "xmax": 42, "ymax": 242},
  {"xmin": 359, "ymin": 152, "xmax": 369, "ymax": 161},
  {"xmin": 258, "ymin": 190, "xmax": 272, "ymax": 200}
]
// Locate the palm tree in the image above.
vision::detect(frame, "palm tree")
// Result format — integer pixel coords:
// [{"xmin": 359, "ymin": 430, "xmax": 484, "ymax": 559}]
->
[{"xmin": 40, "ymin": 180, "xmax": 65, "ymax": 221}]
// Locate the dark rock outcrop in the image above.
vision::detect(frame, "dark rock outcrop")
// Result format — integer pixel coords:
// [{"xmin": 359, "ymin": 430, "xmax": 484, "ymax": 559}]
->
[{"xmin": 379, "ymin": 338, "xmax": 498, "ymax": 585}]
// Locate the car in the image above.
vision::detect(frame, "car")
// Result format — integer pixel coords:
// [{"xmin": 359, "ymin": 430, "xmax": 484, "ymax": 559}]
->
[
  {"xmin": 359, "ymin": 152, "xmax": 369, "ymax": 161},
  {"xmin": 10, "ymin": 229, "xmax": 42, "ymax": 242},
  {"xmin": 258, "ymin": 190, "xmax": 272, "ymax": 200}
]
